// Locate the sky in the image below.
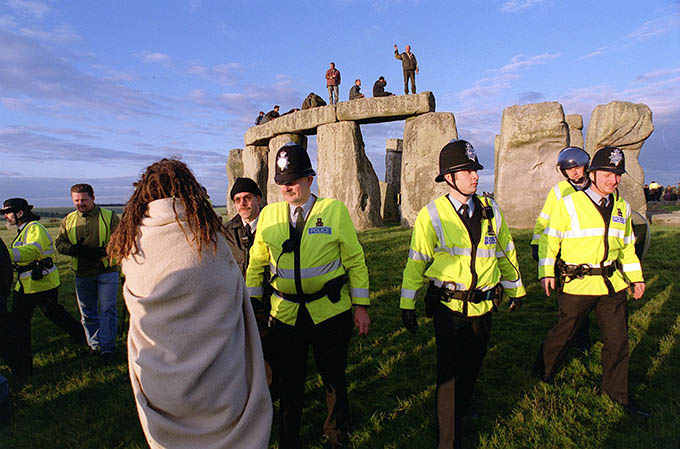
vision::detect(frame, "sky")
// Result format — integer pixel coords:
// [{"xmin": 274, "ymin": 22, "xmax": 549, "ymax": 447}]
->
[{"xmin": 0, "ymin": 0, "xmax": 679, "ymax": 206}]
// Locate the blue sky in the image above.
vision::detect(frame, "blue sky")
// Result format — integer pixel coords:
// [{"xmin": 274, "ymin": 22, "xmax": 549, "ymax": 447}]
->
[{"xmin": 1, "ymin": 0, "xmax": 678, "ymax": 206}]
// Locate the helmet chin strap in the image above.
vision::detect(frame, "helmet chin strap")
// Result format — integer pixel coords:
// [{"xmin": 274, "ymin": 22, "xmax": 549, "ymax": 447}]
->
[{"xmin": 569, "ymin": 176, "xmax": 590, "ymax": 190}]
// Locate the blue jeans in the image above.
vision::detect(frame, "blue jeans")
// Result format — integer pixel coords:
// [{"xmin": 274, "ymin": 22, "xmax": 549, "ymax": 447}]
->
[
  {"xmin": 328, "ymin": 85, "xmax": 339, "ymax": 105},
  {"xmin": 75, "ymin": 271, "xmax": 119, "ymax": 353}
]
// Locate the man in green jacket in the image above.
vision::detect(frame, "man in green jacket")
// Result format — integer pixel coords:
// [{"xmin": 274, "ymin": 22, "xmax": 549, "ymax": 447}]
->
[{"xmin": 55, "ymin": 184, "xmax": 120, "ymax": 363}]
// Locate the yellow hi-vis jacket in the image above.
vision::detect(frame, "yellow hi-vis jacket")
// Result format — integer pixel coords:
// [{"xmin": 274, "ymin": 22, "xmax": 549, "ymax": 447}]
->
[
  {"xmin": 531, "ymin": 180, "xmax": 577, "ymax": 246},
  {"xmin": 246, "ymin": 198, "xmax": 370, "ymax": 326},
  {"xmin": 538, "ymin": 191, "xmax": 643, "ymax": 295},
  {"xmin": 63, "ymin": 207, "xmax": 115, "ymax": 272},
  {"xmin": 9, "ymin": 221, "xmax": 60, "ymax": 293},
  {"xmin": 400, "ymin": 195, "xmax": 525, "ymax": 316}
]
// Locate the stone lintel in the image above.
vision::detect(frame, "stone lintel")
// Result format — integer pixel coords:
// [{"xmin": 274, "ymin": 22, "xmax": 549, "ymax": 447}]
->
[{"xmin": 336, "ymin": 92, "xmax": 435, "ymax": 123}]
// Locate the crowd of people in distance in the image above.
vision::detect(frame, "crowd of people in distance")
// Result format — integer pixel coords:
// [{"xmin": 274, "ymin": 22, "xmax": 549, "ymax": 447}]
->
[
  {"xmin": 255, "ymin": 43, "xmax": 417, "ymax": 124},
  {"xmin": 644, "ymin": 181, "xmax": 679, "ymax": 202}
]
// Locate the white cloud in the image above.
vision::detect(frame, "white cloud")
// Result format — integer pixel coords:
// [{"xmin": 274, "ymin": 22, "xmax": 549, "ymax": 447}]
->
[
  {"xmin": 19, "ymin": 25, "xmax": 79, "ymax": 43},
  {"xmin": 578, "ymin": 46, "xmax": 614, "ymax": 61},
  {"xmin": 5, "ymin": 0, "xmax": 49, "ymax": 19},
  {"xmin": 633, "ymin": 67, "xmax": 680, "ymax": 84},
  {"xmin": 186, "ymin": 61, "xmax": 243, "ymax": 85},
  {"xmin": 138, "ymin": 51, "xmax": 172, "ymax": 66},
  {"xmin": 500, "ymin": 0, "xmax": 547, "ymax": 13},
  {"xmin": 627, "ymin": 12, "xmax": 680, "ymax": 41},
  {"xmin": 0, "ymin": 14, "xmax": 17, "ymax": 29}
]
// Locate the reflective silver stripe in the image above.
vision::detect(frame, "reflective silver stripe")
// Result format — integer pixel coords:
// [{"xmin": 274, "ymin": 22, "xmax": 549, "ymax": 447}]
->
[
  {"xmin": 409, "ymin": 249, "xmax": 432, "ymax": 262},
  {"xmin": 625, "ymin": 201, "xmax": 631, "ymax": 219},
  {"xmin": 401, "ymin": 288, "xmax": 417, "ymax": 299},
  {"xmin": 623, "ymin": 263, "xmax": 641, "ymax": 271},
  {"xmin": 432, "ymin": 278, "xmax": 467, "ymax": 291},
  {"xmin": 609, "ymin": 228, "xmax": 625, "ymax": 239},
  {"xmin": 491, "ymin": 200, "xmax": 502, "ymax": 234},
  {"xmin": 554, "ymin": 184, "xmax": 563, "ymax": 200},
  {"xmin": 504, "ymin": 241, "xmax": 515, "ymax": 252},
  {"xmin": 351, "ymin": 287, "xmax": 369, "ymax": 298},
  {"xmin": 27, "ymin": 241, "xmax": 44, "ymax": 253},
  {"xmin": 426, "ymin": 201, "xmax": 445, "ymax": 247},
  {"xmin": 271, "ymin": 258, "xmax": 343, "ymax": 280},
  {"xmin": 43, "ymin": 248, "xmax": 54, "ymax": 255},
  {"xmin": 539, "ymin": 211, "xmax": 550, "ymax": 220},
  {"xmin": 539, "ymin": 258, "xmax": 555, "ymax": 266},
  {"xmin": 501, "ymin": 279, "xmax": 523, "ymax": 289},
  {"xmin": 448, "ymin": 246, "xmax": 472, "ymax": 257},
  {"xmin": 623, "ymin": 235, "xmax": 634, "ymax": 244},
  {"xmin": 11, "ymin": 248, "xmax": 20, "ymax": 261},
  {"xmin": 545, "ymin": 227, "xmax": 563, "ymax": 239},
  {"xmin": 532, "ymin": 233, "xmax": 541, "ymax": 241},
  {"xmin": 563, "ymin": 228, "xmax": 604, "ymax": 239},
  {"xmin": 476, "ymin": 247, "xmax": 496, "ymax": 258},
  {"xmin": 563, "ymin": 195, "xmax": 580, "ymax": 230},
  {"xmin": 18, "ymin": 264, "xmax": 57, "ymax": 279},
  {"xmin": 248, "ymin": 286, "xmax": 263, "ymax": 297}
]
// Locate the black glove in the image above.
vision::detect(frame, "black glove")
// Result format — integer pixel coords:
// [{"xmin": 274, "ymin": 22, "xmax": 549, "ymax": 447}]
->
[
  {"xmin": 69, "ymin": 238, "xmax": 86, "ymax": 256},
  {"xmin": 531, "ymin": 244, "xmax": 539, "ymax": 262},
  {"xmin": 80, "ymin": 246, "xmax": 104, "ymax": 258},
  {"xmin": 401, "ymin": 309, "xmax": 418, "ymax": 334},
  {"xmin": 508, "ymin": 296, "xmax": 524, "ymax": 312}
]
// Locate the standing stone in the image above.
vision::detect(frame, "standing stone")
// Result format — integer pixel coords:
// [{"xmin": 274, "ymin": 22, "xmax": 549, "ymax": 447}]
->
[
  {"xmin": 566, "ymin": 114, "xmax": 584, "ymax": 148},
  {"xmin": 385, "ymin": 138, "xmax": 403, "ymax": 192},
  {"xmin": 379, "ymin": 181, "xmax": 399, "ymax": 223},
  {"xmin": 401, "ymin": 112, "xmax": 458, "ymax": 227},
  {"xmin": 317, "ymin": 121, "xmax": 382, "ymax": 230},
  {"xmin": 495, "ymin": 102, "xmax": 569, "ymax": 228},
  {"xmin": 585, "ymin": 101, "xmax": 653, "ymax": 215},
  {"xmin": 242, "ymin": 145, "xmax": 269, "ymax": 205},
  {"xmin": 494, "ymin": 134, "xmax": 500, "ymax": 189},
  {"xmin": 267, "ymin": 134, "xmax": 307, "ymax": 205},
  {"xmin": 226, "ymin": 148, "xmax": 243, "ymax": 217}
]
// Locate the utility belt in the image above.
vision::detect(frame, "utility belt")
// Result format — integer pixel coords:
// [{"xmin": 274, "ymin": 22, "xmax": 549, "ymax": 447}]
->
[
  {"xmin": 13, "ymin": 258, "xmax": 54, "ymax": 281},
  {"xmin": 275, "ymin": 274, "xmax": 348, "ymax": 305},
  {"xmin": 424, "ymin": 281, "xmax": 502, "ymax": 317},
  {"xmin": 556, "ymin": 259, "xmax": 621, "ymax": 284}
]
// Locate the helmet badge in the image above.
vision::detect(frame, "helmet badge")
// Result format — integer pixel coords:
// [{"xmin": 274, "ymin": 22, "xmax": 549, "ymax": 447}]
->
[
  {"xmin": 277, "ymin": 151, "xmax": 289, "ymax": 170},
  {"xmin": 465, "ymin": 142, "xmax": 477, "ymax": 161},
  {"xmin": 609, "ymin": 148, "xmax": 623, "ymax": 167}
]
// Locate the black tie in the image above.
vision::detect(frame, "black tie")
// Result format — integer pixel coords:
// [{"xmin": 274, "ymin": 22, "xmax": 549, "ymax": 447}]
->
[
  {"xmin": 599, "ymin": 198, "xmax": 607, "ymax": 208},
  {"xmin": 244, "ymin": 223, "xmax": 252, "ymax": 240},
  {"xmin": 295, "ymin": 206, "xmax": 305, "ymax": 238},
  {"xmin": 459, "ymin": 204, "xmax": 469, "ymax": 218}
]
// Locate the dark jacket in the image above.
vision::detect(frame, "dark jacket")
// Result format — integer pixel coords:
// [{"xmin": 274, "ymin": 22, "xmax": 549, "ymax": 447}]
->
[
  {"xmin": 349, "ymin": 84, "xmax": 364, "ymax": 100},
  {"xmin": 395, "ymin": 50, "xmax": 418, "ymax": 71},
  {"xmin": 373, "ymin": 79, "xmax": 392, "ymax": 97},
  {"xmin": 225, "ymin": 214, "xmax": 254, "ymax": 277}
]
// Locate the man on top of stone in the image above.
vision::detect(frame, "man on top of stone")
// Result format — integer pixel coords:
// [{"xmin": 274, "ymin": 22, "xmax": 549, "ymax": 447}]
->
[
  {"xmin": 55, "ymin": 183, "xmax": 120, "ymax": 363},
  {"xmin": 373, "ymin": 76, "xmax": 394, "ymax": 97},
  {"xmin": 246, "ymin": 141, "xmax": 370, "ymax": 448},
  {"xmin": 325, "ymin": 62, "xmax": 341, "ymax": 105},
  {"xmin": 394, "ymin": 43, "xmax": 419, "ymax": 94},
  {"xmin": 349, "ymin": 79, "xmax": 365, "ymax": 100}
]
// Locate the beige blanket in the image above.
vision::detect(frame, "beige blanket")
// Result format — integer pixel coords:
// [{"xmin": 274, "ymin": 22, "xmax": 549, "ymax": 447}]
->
[{"xmin": 122, "ymin": 198, "xmax": 272, "ymax": 449}]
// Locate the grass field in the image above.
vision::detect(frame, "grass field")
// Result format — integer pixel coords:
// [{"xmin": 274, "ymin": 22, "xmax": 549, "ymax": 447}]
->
[{"xmin": 1, "ymin": 222, "xmax": 679, "ymax": 449}]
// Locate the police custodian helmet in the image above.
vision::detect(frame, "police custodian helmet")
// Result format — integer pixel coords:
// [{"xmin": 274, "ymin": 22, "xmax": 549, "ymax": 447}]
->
[
  {"xmin": 435, "ymin": 139, "xmax": 484, "ymax": 182},
  {"xmin": 274, "ymin": 141, "xmax": 316, "ymax": 185},
  {"xmin": 0, "ymin": 198, "xmax": 33, "ymax": 214},
  {"xmin": 588, "ymin": 146, "xmax": 626, "ymax": 175},
  {"xmin": 557, "ymin": 146, "xmax": 590, "ymax": 172}
]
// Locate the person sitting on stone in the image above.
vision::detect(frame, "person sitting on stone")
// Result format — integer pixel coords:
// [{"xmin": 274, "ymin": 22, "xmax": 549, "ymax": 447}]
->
[
  {"xmin": 349, "ymin": 79, "xmax": 365, "ymax": 100},
  {"xmin": 255, "ymin": 111, "xmax": 265, "ymax": 125},
  {"xmin": 373, "ymin": 76, "xmax": 394, "ymax": 97},
  {"xmin": 260, "ymin": 105, "xmax": 280, "ymax": 124}
]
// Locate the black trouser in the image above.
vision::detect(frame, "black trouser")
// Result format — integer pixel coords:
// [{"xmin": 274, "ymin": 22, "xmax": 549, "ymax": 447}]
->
[
  {"xmin": 433, "ymin": 302, "xmax": 492, "ymax": 449},
  {"xmin": 12, "ymin": 287, "xmax": 84, "ymax": 380},
  {"xmin": 271, "ymin": 306, "xmax": 353, "ymax": 449},
  {"xmin": 536, "ymin": 290, "xmax": 629, "ymax": 404},
  {"xmin": 403, "ymin": 70, "xmax": 416, "ymax": 94}
]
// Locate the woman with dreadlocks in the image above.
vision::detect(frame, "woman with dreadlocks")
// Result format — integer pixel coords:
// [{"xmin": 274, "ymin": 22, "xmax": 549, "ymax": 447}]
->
[{"xmin": 108, "ymin": 159, "xmax": 272, "ymax": 449}]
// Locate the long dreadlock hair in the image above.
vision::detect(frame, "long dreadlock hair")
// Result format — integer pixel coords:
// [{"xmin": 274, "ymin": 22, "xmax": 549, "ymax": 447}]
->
[{"xmin": 107, "ymin": 158, "xmax": 227, "ymax": 260}]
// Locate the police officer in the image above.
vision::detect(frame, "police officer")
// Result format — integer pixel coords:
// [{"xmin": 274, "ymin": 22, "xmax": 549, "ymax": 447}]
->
[
  {"xmin": 246, "ymin": 142, "xmax": 371, "ymax": 448},
  {"xmin": 1, "ymin": 198, "xmax": 84, "ymax": 382},
  {"xmin": 534, "ymin": 147, "xmax": 648, "ymax": 415},
  {"xmin": 400, "ymin": 140, "xmax": 525, "ymax": 449},
  {"xmin": 531, "ymin": 146, "xmax": 592, "ymax": 353}
]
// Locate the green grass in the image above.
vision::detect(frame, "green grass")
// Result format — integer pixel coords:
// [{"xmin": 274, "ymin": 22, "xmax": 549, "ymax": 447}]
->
[{"xmin": 1, "ymin": 223, "xmax": 679, "ymax": 448}]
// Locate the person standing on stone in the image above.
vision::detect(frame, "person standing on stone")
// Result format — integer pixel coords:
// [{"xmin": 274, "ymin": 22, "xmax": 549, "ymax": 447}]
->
[
  {"xmin": 373, "ymin": 76, "xmax": 394, "ymax": 97},
  {"xmin": 530, "ymin": 147, "xmax": 593, "ymax": 354},
  {"xmin": 349, "ymin": 79, "xmax": 365, "ymax": 100},
  {"xmin": 325, "ymin": 62, "xmax": 341, "ymax": 105},
  {"xmin": 399, "ymin": 140, "xmax": 525, "ymax": 449},
  {"xmin": 2, "ymin": 198, "xmax": 85, "ymax": 383},
  {"xmin": 246, "ymin": 142, "xmax": 371, "ymax": 449},
  {"xmin": 534, "ymin": 147, "xmax": 649, "ymax": 416},
  {"xmin": 394, "ymin": 44, "xmax": 419, "ymax": 94},
  {"xmin": 55, "ymin": 184, "xmax": 120, "ymax": 364},
  {"xmin": 108, "ymin": 159, "xmax": 272, "ymax": 449}
]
